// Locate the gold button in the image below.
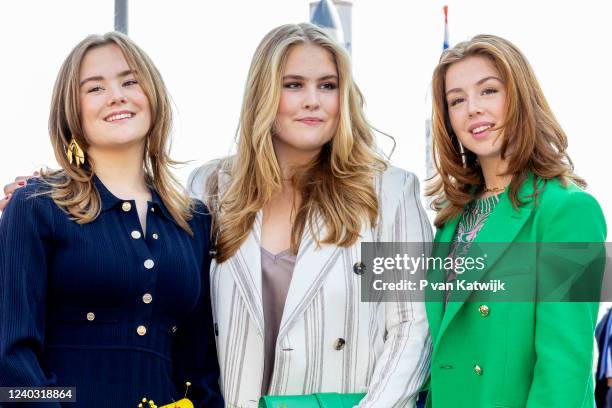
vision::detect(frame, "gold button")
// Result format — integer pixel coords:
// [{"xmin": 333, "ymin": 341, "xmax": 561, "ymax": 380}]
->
[
  {"xmin": 142, "ymin": 293, "xmax": 153, "ymax": 304},
  {"xmin": 152, "ymin": 233, "xmax": 159, "ymax": 240},
  {"xmin": 86, "ymin": 312, "xmax": 95, "ymax": 321},
  {"xmin": 122, "ymin": 202, "xmax": 132, "ymax": 212},
  {"xmin": 144, "ymin": 259, "xmax": 154, "ymax": 269},
  {"xmin": 474, "ymin": 365, "xmax": 483, "ymax": 375},
  {"xmin": 479, "ymin": 305, "xmax": 490, "ymax": 317},
  {"xmin": 333, "ymin": 338, "xmax": 346, "ymax": 350},
  {"xmin": 137, "ymin": 325, "xmax": 147, "ymax": 336},
  {"xmin": 131, "ymin": 231, "xmax": 142, "ymax": 239}
]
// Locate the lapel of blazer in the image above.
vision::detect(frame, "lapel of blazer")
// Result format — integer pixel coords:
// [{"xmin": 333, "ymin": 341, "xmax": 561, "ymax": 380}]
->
[
  {"xmin": 276, "ymin": 170, "xmax": 385, "ymax": 340},
  {"xmin": 215, "ymin": 167, "xmax": 266, "ymax": 337},
  {"xmin": 228, "ymin": 210, "xmax": 265, "ymax": 336},
  {"xmin": 433, "ymin": 174, "xmax": 538, "ymax": 352},
  {"xmin": 225, "ymin": 209, "xmax": 343, "ymax": 341},
  {"xmin": 277, "ymin": 214, "xmax": 343, "ymax": 340},
  {"xmin": 426, "ymin": 215, "xmax": 460, "ymax": 345},
  {"xmin": 224, "ymin": 170, "xmax": 382, "ymax": 341}
]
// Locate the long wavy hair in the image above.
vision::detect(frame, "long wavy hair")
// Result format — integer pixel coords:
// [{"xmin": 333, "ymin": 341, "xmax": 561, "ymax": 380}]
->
[
  {"xmin": 208, "ymin": 23, "xmax": 387, "ymax": 262},
  {"xmin": 427, "ymin": 34, "xmax": 584, "ymax": 228},
  {"xmin": 43, "ymin": 32, "xmax": 194, "ymax": 234}
]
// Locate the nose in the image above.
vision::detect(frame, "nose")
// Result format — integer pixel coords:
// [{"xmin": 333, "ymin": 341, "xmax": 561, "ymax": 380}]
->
[
  {"xmin": 302, "ymin": 85, "xmax": 320, "ymax": 111},
  {"xmin": 467, "ymin": 97, "xmax": 484, "ymax": 117},
  {"xmin": 106, "ymin": 84, "xmax": 127, "ymax": 106}
]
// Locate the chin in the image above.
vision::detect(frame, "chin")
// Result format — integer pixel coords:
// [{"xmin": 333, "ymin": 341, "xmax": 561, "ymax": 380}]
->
[
  {"xmin": 473, "ymin": 150, "xmax": 504, "ymax": 162},
  {"xmin": 277, "ymin": 134, "xmax": 330, "ymax": 153},
  {"xmin": 97, "ymin": 136, "xmax": 147, "ymax": 150},
  {"xmin": 298, "ymin": 139, "xmax": 331, "ymax": 151},
  {"xmin": 463, "ymin": 142, "xmax": 502, "ymax": 159}
]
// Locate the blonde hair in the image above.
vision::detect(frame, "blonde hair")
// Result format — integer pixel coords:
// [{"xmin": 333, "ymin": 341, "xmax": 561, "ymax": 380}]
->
[
  {"xmin": 427, "ymin": 34, "xmax": 584, "ymax": 228},
  {"xmin": 209, "ymin": 23, "xmax": 386, "ymax": 262},
  {"xmin": 43, "ymin": 32, "xmax": 194, "ymax": 234}
]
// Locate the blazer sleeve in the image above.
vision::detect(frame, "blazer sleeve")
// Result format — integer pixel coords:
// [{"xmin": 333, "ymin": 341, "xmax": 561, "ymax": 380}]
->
[
  {"xmin": 358, "ymin": 172, "xmax": 433, "ymax": 408},
  {"xmin": 0, "ymin": 187, "xmax": 62, "ymax": 407},
  {"xmin": 171, "ymin": 206, "xmax": 224, "ymax": 407},
  {"xmin": 186, "ymin": 166, "xmax": 207, "ymax": 200},
  {"xmin": 526, "ymin": 190, "xmax": 607, "ymax": 407},
  {"xmin": 186, "ymin": 160, "xmax": 223, "ymax": 200}
]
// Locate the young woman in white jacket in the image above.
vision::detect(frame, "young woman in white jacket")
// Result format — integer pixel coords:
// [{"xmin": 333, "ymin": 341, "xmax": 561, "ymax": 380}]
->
[{"xmin": 188, "ymin": 23, "xmax": 432, "ymax": 408}]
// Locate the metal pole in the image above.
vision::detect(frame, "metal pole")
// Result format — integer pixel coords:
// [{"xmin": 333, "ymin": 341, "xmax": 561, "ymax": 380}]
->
[{"xmin": 114, "ymin": 0, "xmax": 128, "ymax": 34}]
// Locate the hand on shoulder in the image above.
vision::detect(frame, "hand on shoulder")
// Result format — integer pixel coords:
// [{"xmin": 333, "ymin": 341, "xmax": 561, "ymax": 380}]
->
[{"xmin": 0, "ymin": 172, "xmax": 40, "ymax": 212}]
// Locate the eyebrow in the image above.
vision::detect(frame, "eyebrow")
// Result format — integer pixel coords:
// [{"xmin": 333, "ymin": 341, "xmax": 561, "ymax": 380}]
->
[
  {"xmin": 79, "ymin": 69, "xmax": 135, "ymax": 87},
  {"xmin": 282, "ymin": 74, "xmax": 339, "ymax": 81},
  {"xmin": 445, "ymin": 75, "xmax": 503, "ymax": 96}
]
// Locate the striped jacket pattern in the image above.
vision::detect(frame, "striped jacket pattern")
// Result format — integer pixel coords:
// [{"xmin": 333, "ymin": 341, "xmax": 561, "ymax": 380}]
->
[{"xmin": 188, "ymin": 163, "xmax": 433, "ymax": 408}]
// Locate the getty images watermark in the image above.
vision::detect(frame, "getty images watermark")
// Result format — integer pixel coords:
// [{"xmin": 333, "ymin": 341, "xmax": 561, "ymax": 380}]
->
[
  {"xmin": 360, "ymin": 242, "xmax": 609, "ymax": 302},
  {"xmin": 371, "ymin": 252, "xmax": 506, "ymax": 293}
]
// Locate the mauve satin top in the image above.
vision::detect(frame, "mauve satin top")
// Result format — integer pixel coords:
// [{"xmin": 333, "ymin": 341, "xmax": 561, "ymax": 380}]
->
[{"xmin": 260, "ymin": 247, "xmax": 296, "ymax": 394}]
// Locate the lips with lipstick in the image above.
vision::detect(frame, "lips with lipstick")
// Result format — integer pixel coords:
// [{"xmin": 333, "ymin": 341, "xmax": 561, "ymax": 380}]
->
[
  {"xmin": 296, "ymin": 116, "xmax": 324, "ymax": 125},
  {"xmin": 468, "ymin": 121, "xmax": 495, "ymax": 139},
  {"xmin": 104, "ymin": 110, "xmax": 135, "ymax": 123}
]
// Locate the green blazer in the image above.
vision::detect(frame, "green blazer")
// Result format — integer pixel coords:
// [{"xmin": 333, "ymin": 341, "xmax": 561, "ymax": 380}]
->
[{"xmin": 425, "ymin": 175, "xmax": 606, "ymax": 408}]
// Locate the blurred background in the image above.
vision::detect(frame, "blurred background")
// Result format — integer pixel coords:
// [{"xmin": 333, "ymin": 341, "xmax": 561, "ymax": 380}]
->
[{"xmin": 3, "ymin": 0, "xmax": 612, "ymax": 389}]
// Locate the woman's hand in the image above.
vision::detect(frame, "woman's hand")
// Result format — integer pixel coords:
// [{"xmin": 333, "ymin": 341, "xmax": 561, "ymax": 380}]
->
[{"xmin": 0, "ymin": 172, "xmax": 39, "ymax": 212}]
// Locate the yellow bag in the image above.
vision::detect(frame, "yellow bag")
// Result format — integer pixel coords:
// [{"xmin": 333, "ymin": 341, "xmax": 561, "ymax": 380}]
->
[
  {"xmin": 138, "ymin": 382, "xmax": 194, "ymax": 408},
  {"xmin": 160, "ymin": 399, "xmax": 193, "ymax": 408},
  {"xmin": 139, "ymin": 397, "xmax": 193, "ymax": 408}
]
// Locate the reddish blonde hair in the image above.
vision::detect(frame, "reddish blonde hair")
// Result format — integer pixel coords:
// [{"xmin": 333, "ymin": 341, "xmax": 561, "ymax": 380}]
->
[{"xmin": 427, "ymin": 34, "xmax": 584, "ymax": 228}]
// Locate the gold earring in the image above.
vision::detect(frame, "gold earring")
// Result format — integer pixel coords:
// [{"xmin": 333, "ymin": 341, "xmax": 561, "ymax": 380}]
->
[{"xmin": 67, "ymin": 138, "xmax": 85, "ymax": 167}]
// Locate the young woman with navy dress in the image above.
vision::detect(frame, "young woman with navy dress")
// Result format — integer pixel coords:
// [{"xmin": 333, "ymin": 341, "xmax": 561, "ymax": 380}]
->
[{"xmin": 0, "ymin": 32, "xmax": 223, "ymax": 407}]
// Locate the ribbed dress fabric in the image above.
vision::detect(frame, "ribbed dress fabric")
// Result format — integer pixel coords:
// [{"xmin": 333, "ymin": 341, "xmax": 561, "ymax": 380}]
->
[{"xmin": 0, "ymin": 176, "xmax": 223, "ymax": 407}]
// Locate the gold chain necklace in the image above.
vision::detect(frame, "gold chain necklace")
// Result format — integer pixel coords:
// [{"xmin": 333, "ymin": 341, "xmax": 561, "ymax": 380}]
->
[{"xmin": 482, "ymin": 185, "xmax": 507, "ymax": 193}]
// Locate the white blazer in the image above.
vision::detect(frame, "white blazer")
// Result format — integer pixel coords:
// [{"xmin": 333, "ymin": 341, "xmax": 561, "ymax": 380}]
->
[{"xmin": 188, "ymin": 163, "xmax": 433, "ymax": 408}]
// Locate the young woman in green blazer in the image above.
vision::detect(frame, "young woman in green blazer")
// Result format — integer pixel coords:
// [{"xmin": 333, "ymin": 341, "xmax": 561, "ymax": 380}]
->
[{"xmin": 425, "ymin": 34, "xmax": 606, "ymax": 407}]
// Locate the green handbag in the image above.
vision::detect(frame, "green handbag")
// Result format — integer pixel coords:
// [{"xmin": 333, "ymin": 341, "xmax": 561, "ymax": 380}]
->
[{"xmin": 258, "ymin": 393, "xmax": 365, "ymax": 408}]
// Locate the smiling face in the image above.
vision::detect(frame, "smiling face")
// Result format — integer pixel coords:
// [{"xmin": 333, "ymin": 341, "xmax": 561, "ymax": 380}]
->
[
  {"xmin": 79, "ymin": 44, "xmax": 151, "ymax": 153},
  {"xmin": 445, "ymin": 56, "xmax": 507, "ymax": 161},
  {"xmin": 272, "ymin": 43, "xmax": 340, "ymax": 163}
]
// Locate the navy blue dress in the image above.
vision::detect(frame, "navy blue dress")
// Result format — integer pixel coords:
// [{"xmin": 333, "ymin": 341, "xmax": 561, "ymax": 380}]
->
[{"xmin": 0, "ymin": 176, "xmax": 223, "ymax": 407}]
